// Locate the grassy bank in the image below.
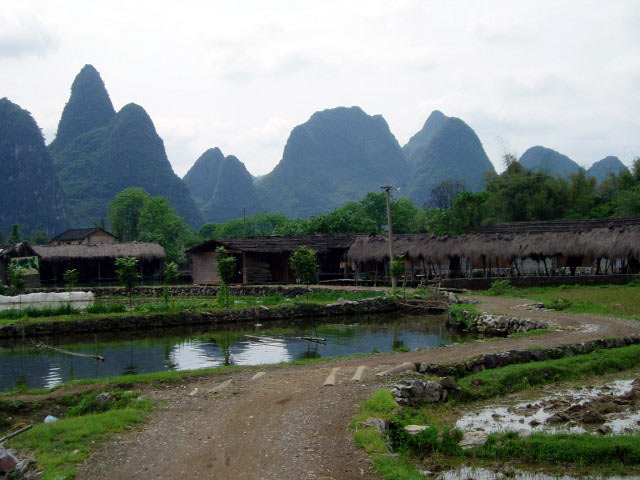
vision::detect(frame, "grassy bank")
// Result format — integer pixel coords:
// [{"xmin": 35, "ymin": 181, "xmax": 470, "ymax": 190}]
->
[
  {"xmin": 353, "ymin": 345, "xmax": 640, "ymax": 477},
  {"xmin": 0, "ymin": 290, "xmax": 384, "ymax": 327},
  {"xmin": 480, "ymin": 283, "xmax": 640, "ymax": 319},
  {"xmin": 4, "ymin": 390, "xmax": 152, "ymax": 480}
]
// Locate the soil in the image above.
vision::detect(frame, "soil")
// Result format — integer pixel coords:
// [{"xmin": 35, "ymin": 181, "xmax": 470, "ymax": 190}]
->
[{"xmin": 12, "ymin": 296, "xmax": 640, "ymax": 480}]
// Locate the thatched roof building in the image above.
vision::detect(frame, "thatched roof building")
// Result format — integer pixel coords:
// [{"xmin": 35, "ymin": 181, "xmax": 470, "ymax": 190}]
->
[
  {"xmin": 347, "ymin": 218, "xmax": 640, "ymax": 277},
  {"xmin": 0, "ymin": 242, "xmax": 41, "ymax": 287},
  {"xmin": 34, "ymin": 242, "xmax": 166, "ymax": 285},
  {"xmin": 187, "ymin": 235, "xmax": 356, "ymax": 284}
]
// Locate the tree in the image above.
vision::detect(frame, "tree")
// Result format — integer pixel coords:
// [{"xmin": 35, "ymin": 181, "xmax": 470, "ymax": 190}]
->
[
  {"xmin": 8, "ymin": 263, "xmax": 27, "ymax": 297},
  {"xmin": 289, "ymin": 246, "xmax": 318, "ymax": 300},
  {"xmin": 215, "ymin": 246, "xmax": 236, "ymax": 307},
  {"xmin": 138, "ymin": 196, "xmax": 188, "ymax": 262},
  {"xmin": 115, "ymin": 257, "xmax": 139, "ymax": 307},
  {"xmin": 390, "ymin": 255, "xmax": 406, "ymax": 294},
  {"xmin": 63, "ymin": 268, "xmax": 79, "ymax": 292},
  {"xmin": 162, "ymin": 261, "xmax": 179, "ymax": 303},
  {"xmin": 427, "ymin": 179, "xmax": 467, "ymax": 209},
  {"xmin": 107, "ymin": 188, "xmax": 149, "ymax": 241},
  {"xmin": 7, "ymin": 224, "xmax": 21, "ymax": 244},
  {"xmin": 30, "ymin": 230, "xmax": 49, "ymax": 245}
]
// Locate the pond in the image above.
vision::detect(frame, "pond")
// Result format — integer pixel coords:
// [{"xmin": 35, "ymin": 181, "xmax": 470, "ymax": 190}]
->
[{"xmin": 0, "ymin": 313, "xmax": 470, "ymax": 391}]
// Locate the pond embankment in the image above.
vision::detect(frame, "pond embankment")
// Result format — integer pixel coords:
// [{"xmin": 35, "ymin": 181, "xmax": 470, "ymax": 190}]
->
[{"xmin": 0, "ymin": 294, "xmax": 450, "ymax": 339}]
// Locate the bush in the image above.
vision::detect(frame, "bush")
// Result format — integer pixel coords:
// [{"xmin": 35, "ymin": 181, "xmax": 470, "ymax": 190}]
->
[
  {"xmin": 85, "ymin": 302, "xmax": 127, "ymax": 314},
  {"xmin": 545, "ymin": 298, "xmax": 573, "ymax": 311},
  {"xmin": 487, "ymin": 279, "xmax": 515, "ymax": 295}
]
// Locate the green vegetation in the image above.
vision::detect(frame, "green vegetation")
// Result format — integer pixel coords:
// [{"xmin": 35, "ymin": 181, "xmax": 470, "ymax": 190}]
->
[
  {"xmin": 115, "ymin": 256, "xmax": 139, "ymax": 307},
  {"xmin": 447, "ymin": 304, "xmax": 481, "ymax": 328},
  {"xmin": 215, "ymin": 246, "xmax": 236, "ymax": 307},
  {"xmin": 477, "ymin": 431, "xmax": 640, "ymax": 466},
  {"xmin": 354, "ymin": 345, "xmax": 640, "ymax": 478},
  {"xmin": 0, "ymin": 98, "xmax": 68, "ymax": 237},
  {"xmin": 7, "ymin": 263, "xmax": 27, "ymax": 296},
  {"xmin": 289, "ymin": 246, "xmax": 319, "ymax": 298},
  {"xmin": 481, "ymin": 283, "xmax": 640, "ymax": 318},
  {"xmin": 7, "ymin": 390, "xmax": 151, "ymax": 480},
  {"xmin": 486, "ymin": 279, "xmax": 515, "ymax": 295},
  {"xmin": 63, "ymin": 268, "xmax": 79, "ymax": 292},
  {"xmin": 455, "ymin": 344, "xmax": 640, "ymax": 401},
  {"xmin": 50, "ymin": 65, "xmax": 203, "ymax": 228},
  {"xmin": 108, "ymin": 187, "xmax": 191, "ymax": 262},
  {"xmin": 508, "ymin": 328, "xmax": 551, "ymax": 338}
]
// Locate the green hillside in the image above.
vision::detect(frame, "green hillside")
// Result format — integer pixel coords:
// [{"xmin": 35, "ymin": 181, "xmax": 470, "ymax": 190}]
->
[{"xmin": 0, "ymin": 98, "xmax": 68, "ymax": 236}]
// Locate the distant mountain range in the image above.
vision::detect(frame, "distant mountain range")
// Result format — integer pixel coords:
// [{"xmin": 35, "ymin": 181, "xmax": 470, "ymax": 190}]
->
[
  {"xmin": 0, "ymin": 98, "xmax": 68, "ymax": 236},
  {"xmin": 183, "ymin": 148, "xmax": 262, "ymax": 223},
  {"xmin": 0, "ymin": 64, "xmax": 632, "ymax": 236},
  {"xmin": 49, "ymin": 65, "xmax": 203, "ymax": 228},
  {"xmin": 256, "ymin": 106, "xmax": 409, "ymax": 217}
]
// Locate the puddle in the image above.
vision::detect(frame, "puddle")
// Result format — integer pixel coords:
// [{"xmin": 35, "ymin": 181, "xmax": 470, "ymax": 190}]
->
[
  {"xmin": 456, "ymin": 379, "xmax": 640, "ymax": 436},
  {"xmin": 435, "ymin": 466, "xmax": 634, "ymax": 480}
]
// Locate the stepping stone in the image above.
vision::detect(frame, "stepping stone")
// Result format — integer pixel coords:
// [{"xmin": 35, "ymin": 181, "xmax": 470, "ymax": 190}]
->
[
  {"xmin": 323, "ymin": 367, "xmax": 340, "ymax": 386},
  {"xmin": 404, "ymin": 425, "xmax": 428, "ymax": 436},
  {"xmin": 208, "ymin": 378, "xmax": 232, "ymax": 394},
  {"xmin": 188, "ymin": 387, "xmax": 199, "ymax": 396},
  {"xmin": 351, "ymin": 366, "xmax": 367, "ymax": 381},
  {"xmin": 376, "ymin": 362, "xmax": 416, "ymax": 377},
  {"xmin": 251, "ymin": 372, "xmax": 266, "ymax": 380}
]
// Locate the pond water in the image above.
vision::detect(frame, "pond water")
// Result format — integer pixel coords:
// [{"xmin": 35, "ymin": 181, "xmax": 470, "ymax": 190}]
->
[{"xmin": 0, "ymin": 313, "xmax": 469, "ymax": 391}]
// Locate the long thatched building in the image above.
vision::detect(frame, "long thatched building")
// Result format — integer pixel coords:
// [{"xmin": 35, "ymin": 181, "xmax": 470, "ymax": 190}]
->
[
  {"xmin": 347, "ymin": 217, "xmax": 640, "ymax": 281},
  {"xmin": 187, "ymin": 235, "xmax": 355, "ymax": 285},
  {"xmin": 34, "ymin": 242, "xmax": 166, "ymax": 285}
]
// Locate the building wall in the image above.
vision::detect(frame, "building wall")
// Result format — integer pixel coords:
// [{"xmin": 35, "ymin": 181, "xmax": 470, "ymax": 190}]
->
[
  {"xmin": 192, "ymin": 251, "xmax": 221, "ymax": 285},
  {"xmin": 85, "ymin": 231, "xmax": 117, "ymax": 244}
]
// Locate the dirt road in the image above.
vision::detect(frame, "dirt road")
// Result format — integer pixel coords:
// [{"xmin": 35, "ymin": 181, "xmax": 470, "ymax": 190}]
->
[{"xmin": 76, "ymin": 297, "xmax": 640, "ymax": 480}]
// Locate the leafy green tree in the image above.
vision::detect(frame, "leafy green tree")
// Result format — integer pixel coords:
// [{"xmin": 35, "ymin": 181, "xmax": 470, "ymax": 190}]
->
[
  {"xmin": 390, "ymin": 255, "xmax": 406, "ymax": 294},
  {"xmin": 360, "ymin": 192, "xmax": 388, "ymax": 232},
  {"xmin": 107, "ymin": 188, "xmax": 149, "ymax": 241},
  {"xmin": 138, "ymin": 196, "xmax": 188, "ymax": 262},
  {"xmin": 162, "ymin": 261, "xmax": 179, "ymax": 303},
  {"xmin": 30, "ymin": 230, "xmax": 49, "ymax": 245},
  {"xmin": 289, "ymin": 246, "xmax": 319, "ymax": 300},
  {"xmin": 63, "ymin": 268, "xmax": 79, "ymax": 292},
  {"xmin": 215, "ymin": 246, "xmax": 236, "ymax": 307},
  {"xmin": 615, "ymin": 186, "xmax": 640, "ymax": 216},
  {"xmin": 115, "ymin": 257, "xmax": 140, "ymax": 307},
  {"xmin": 7, "ymin": 224, "xmax": 22, "ymax": 244},
  {"xmin": 8, "ymin": 263, "xmax": 27, "ymax": 296}
]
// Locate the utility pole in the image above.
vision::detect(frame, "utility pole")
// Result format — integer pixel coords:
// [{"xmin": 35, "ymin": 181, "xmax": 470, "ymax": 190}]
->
[
  {"xmin": 243, "ymin": 207, "xmax": 246, "ymax": 238},
  {"xmin": 380, "ymin": 185, "xmax": 396, "ymax": 292}
]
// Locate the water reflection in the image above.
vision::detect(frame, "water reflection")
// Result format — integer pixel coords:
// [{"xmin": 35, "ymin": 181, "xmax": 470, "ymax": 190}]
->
[{"xmin": 0, "ymin": 313, "xmax": 469, "ymax": 391}]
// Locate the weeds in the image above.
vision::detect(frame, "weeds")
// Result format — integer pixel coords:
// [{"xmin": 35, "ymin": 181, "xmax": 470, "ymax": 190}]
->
[{"xmin": 487, "ymin": 279, "xmax": 515, "ymax": 295}]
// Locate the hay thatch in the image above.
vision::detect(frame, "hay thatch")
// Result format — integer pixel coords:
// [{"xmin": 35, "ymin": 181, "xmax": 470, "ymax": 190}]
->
[
  {"xmin": 0, "ymin": 242, "xmax": 39, "ymax": 260},
  {"xmin": 347, "ymin": 224, "xmax": 640, "ymax": 265},
  {"xmin": 188, "ymin": 234, "xmax": 356, "ymax": 255},
  {"xmin": 33, "ymin": 242, "xmax": 166, "ymax": 262}
]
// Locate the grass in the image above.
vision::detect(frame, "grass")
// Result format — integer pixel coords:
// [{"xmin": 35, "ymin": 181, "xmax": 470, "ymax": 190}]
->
[
  {"xmin": 455, "ymin": 344, "xmax": 640, "ymax": 401},
  {"xmin": 477, "ymin": 431, "xmax": 640, "ymax": 466},
  {"xmin": 354, "ymin": 345, "xmax": 640, "ymax": 476},
  {"xmin": 0, "ymin": 290, "xmax": 384, "ymax": 326},
  {"xmin": 478, "ymin": 283, "xmax": 640, "ymax": 318},
  {"xmin": 508, "ymin": 328, "xmax": 551, "ymax": 338},
  {"xmin": 447, "ymin": 304, "xmax": 482, "ymax": 328},
  {"xmin": 6, "ymin": 391, "xmax": 152, "ymax": 480}
]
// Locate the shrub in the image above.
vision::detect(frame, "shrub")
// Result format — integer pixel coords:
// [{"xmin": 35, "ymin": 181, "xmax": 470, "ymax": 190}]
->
[{"xmin": 487, "ymin": 279, "xmax": 515, "ymax": 295}]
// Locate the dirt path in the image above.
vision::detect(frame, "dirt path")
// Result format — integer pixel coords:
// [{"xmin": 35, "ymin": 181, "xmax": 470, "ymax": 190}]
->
[{"xmin": 76, "ymin": 297, "xmax": 640, "ymax": 480}]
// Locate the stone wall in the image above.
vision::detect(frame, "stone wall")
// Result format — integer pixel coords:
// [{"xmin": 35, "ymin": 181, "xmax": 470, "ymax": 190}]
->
[
  {"xmin": 419, "ymin": 334, "xmax": 640, "ymax": 377},
  {"xmin": 447, "ymin": 309, "xmax": 547, "ymax": 336}
]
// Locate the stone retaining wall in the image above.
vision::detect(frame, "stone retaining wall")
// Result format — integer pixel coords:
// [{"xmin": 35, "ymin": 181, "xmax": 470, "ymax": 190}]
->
[
  {"xmin": 448, "ymin": 309, "xmax": 547, "ymax": 336},
  {"xmin": 0, "ymin": 296, "xmax": 400, "ymax": 339},
  {"xmin": 419, "ymin": 334, "xmax": 640, "ymax": 377},
  {"xmin": 24, "ymin": 285, "xmax": 374, "ymax": 298},
  {"xmin": 438, "ymin": 274, "xmax": 640, "ymax": 290}
]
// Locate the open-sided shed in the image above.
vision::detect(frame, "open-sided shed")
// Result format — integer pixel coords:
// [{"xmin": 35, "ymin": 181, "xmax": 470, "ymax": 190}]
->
[{"xmin": 187, "ymin": 235, "xmax": 356, "ymax": 285}]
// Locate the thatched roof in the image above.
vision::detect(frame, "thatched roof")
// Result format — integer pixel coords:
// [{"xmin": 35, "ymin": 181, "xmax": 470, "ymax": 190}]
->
[
  {"xmin": 188, "ymin": 234, "xmax": 356, "ymax": 255},
  {"xmin": 471, "ymin": 217, "xmax": 640, "ymax": 234},
  {"xmin": 348, "ymin": 224, "xmax": 640, "ymax": 265},
  {"xmin": 33, "ymin": 242, "xmax": 165, "ymax": 262},
  {"xmin": 50, "ymin": 228, "xmax": 117, "ymax": 242},
  {"xmin": 0, "ymin": 242, "xmax": 39, "ymax": 260}
]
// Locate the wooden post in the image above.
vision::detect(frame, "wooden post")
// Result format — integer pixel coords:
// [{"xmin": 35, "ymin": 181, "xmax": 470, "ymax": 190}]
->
[{"xmin": 242, "ymin": 252, "xmax": 248, "ymax": 285}]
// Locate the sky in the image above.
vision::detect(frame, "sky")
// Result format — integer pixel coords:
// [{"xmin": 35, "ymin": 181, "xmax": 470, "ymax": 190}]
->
[{"xmin": 2, "ymin": 1, "xmax": 639, "ymax": 177}]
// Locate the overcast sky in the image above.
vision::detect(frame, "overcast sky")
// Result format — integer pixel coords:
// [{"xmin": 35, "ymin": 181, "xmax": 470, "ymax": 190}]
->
[{"xmin": 2, "ymin": 1, "xmax": 639, "ymax": 177}]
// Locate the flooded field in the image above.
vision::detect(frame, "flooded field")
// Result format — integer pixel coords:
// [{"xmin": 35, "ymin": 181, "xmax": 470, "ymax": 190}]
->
[{"xmin": 0, "ymin": 313, "xmax": 469, "ymax": 391}]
